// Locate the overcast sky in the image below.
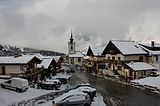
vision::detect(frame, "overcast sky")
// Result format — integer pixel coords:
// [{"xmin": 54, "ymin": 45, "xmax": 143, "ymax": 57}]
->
[{"xmin": 0, "ymin": 0, "xmax": 160, "ymax": 53}]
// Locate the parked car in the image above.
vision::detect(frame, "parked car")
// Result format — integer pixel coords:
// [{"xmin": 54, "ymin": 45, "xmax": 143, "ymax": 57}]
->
[
  {"xmin": 37, "ymin": 79, "xmax": 61, "ymax": 90},
  {"xmin": 52, "ymin": 91, "xmax": 91, "ymax": 106},
  {"xmin": 55, "ymin": 78, "xmax": 68, "ymax": 84},
  {"xmin": 0, "ymin": 77, "xmax": 28, "ymax": 92},
  {"xmin": 65, "ymin": 83, "xmax": 96, "ymax": 101}
]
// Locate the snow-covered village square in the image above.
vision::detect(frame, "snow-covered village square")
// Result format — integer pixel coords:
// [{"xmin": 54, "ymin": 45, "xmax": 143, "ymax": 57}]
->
[{"xmin": 1, "ymin": 0, "xmax": 160, "ymax": 106}]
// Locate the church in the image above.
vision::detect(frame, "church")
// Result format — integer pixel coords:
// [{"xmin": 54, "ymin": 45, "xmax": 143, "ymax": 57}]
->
[{"xmin": 68, "ymin": 32, "xmax": 84, "ymax": 65}]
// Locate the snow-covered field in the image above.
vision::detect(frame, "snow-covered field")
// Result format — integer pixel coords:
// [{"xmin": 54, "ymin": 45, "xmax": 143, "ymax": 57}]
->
[
  {"xmin": 132, "ymin": 76, "xmax": 160, "ymax": 89},
  {"xmin": 0, "ymin": 86, "xmax": 59, "ymax": 106}
]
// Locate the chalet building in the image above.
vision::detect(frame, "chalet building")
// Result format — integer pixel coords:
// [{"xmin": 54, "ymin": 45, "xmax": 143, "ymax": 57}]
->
[
  {"xmin": 124, "ymin": 62, "xmax": 157, "ymax": 79},
  {"xmin": 52, "ymin": 56, "xmax": 63, "ymax": 67},
  {"xmin": 38, "ymin": 58, "xmax": 57, "ymax": 80},
  {"xmin": 84, "ymin": 46, "xmax": 106, "ymax": 74},
  {"xmin": 68, "ymin": 32, "xmax": 84, "ymax": 65},
  {"xmin": 0, "ymin": 55, "xmax": 41, "ymax": 82},
  {"xmin": 101, "ymin": 40, "xmax": 157, "ymax": 79},
  {"xmin": 140, "ymin": 41, "xmax": 160, "ymax": 69}
]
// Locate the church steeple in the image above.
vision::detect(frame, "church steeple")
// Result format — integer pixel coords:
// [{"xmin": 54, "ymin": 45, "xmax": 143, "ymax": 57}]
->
[
  {"xmin": 68, "ymin": 30, "xmax": 75, "ymax": 54},
  {"xmin": 70, "ymin": 30, "xmax": 74, "ymax": 42}
]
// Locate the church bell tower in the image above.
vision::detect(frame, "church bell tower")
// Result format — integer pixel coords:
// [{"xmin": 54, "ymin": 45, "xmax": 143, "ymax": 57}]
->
[{"xmin": 68, "ymin": 31, "xmax": 75, "ymax": 54}]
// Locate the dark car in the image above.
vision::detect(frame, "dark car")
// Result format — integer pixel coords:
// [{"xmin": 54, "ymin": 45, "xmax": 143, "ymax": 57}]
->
[
  {"xmin": 37, "ymin": 79, "xmax": 61, "ymax": 90},
  {"xmin": 56, "ymin": 78, "xmax": 68, "ymax": 84}
]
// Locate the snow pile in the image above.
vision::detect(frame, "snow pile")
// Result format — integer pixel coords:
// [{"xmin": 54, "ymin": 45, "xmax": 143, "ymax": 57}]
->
[
  {"xmin": 0, "ymin": 87, "xmax": 57, "ymax": 106},
  {"xmin": 132, "ymin": 76, "xmax": 160, "ymax": 89}
]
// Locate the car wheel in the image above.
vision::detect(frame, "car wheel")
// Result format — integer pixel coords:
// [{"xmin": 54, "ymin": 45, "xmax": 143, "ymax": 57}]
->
[
  {"xmin": 84, "ymin": 103, "xmax": 90, "ymax": 106},
  {"xmin": 1, "ymin": 84, "xmax": 5, "ymax": 88},
  {"xmin": 16, "ymin": 88, "xmax": 22, "ymax": 92}
]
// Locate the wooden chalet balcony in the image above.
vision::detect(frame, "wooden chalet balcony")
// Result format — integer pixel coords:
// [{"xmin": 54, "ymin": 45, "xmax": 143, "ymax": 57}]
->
[
  {"xmin": 25, "ymin": 68, "xmax": 40, "ymax": 76},
  {"xmin": 106, "ymin": 59, "xmax": 122, "ymax": 64}
]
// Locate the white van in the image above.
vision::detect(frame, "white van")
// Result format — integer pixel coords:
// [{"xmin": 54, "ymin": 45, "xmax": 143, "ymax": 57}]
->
[{"xmin": 0, "ymin": 77, "xmax": 29, "ymax": 92}]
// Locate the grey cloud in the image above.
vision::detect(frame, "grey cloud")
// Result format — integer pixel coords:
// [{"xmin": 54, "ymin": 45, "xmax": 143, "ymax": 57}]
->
[{"xmin": 0, "ymin": 0, "xmax": 160, "ymax": 53}]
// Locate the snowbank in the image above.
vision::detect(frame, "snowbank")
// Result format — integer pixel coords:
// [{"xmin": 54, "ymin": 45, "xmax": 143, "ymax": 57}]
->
[
  {"xmin": 132, "ymin": 76, "xmax": 160, "ymax": 89},
  {"xmin": 0, "ymin": 87, "xmax": 57, "ymax": 106}
]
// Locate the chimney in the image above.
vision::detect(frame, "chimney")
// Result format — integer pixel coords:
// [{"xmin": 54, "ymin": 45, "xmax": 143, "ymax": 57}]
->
[{"xmin": 151, "ymin": 41, "xmax": 155, "ymax": 47}]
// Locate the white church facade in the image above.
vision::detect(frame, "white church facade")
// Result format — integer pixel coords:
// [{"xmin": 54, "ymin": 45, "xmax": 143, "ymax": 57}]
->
[{"xmin": 68, "ymin": 32, "xmax": 84, "ymax": 65}]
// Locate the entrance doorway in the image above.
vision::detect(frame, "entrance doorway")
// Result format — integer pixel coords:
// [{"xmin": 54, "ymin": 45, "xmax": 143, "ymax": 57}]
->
[{"xmin": 2, "ymin": 66, "xmax": 5, "ymax": 75}]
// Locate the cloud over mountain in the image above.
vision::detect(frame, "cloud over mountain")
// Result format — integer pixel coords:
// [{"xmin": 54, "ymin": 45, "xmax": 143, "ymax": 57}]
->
[{"xmin": 0, "ymin": 0, "xmax": 160, "ymax": 53}]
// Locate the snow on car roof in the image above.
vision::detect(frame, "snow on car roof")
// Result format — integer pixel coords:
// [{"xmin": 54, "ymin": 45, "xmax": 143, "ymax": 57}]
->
[
  {"xmin": 72, "ymin": 86, "xmax": 96, "ymax": 92},
  {"xmin": 11, "ymin": 77, "xmax": 28, "ymax": 82},
  {"xmin": 52, "ymin": 73, "xmax": 72, "ymax": 80},
  {"xmin": 54, "ymin": 91, "xmax": 87, "ymax": 103}
]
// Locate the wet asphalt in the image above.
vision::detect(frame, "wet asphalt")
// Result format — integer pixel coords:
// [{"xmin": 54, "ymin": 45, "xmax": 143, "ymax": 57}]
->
[{"xmin": 69, "ymin": 71, "xmax": 160, "ymax": 106}]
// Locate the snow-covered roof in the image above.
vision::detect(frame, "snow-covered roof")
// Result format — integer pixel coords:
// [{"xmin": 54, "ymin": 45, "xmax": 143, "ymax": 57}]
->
[
  {"xmin": 69, "ymin": 51, "xmax": 84, "ymax": 58},
  {"xmin": 92, "ymin": 46, "xmax": 105, "ymax": 56},
  {"xmin": 111, "ymin": 40, "xmax": 147, "ymax": 55},
  {"xmin": 23, "ymin": 53, "xmax": 45, "ymax": 60},
  {"xmin": 52, "ymin": 56, "xmax": 61, "ymax": 63},
  {"xmin": 0, "ymin": 55, "xmax": 37, "ymax": 64},
  {"xmin": 38, "ymin": 58, "xmax": 53, "ymax": 69},
  {"xmin": 142, "ymin": 43, "xmax": 160, "ymax": 48},
  {"xmin": 140, "ymin": 45, "xmax": 160, "ymax": 55},
  {"xmin": 132, "ymin": 76, "xmax": 160, "ymax": 89},
  {"xmin": 126, "ymin": 62, "xmax": 157, "ymax": 71}
]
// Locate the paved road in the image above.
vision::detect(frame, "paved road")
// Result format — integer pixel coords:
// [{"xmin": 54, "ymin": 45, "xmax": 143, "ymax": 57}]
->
[{"xmin": 69, "ymin": 71, "xmax": 160, "ymax": 106}]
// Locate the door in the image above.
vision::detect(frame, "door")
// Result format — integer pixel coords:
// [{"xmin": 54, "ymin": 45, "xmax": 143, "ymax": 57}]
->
[{"xmin": 2, "ymin": 66, "xmax": 5, "ymax": 75}]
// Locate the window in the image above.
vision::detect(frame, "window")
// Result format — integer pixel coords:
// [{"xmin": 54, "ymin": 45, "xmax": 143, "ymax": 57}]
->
[
  {"xmin": 71, "ymin": 58, "xmax": 74, "ymax": 64},
  {"xmin": 71, "ymin": 46, "xmax": 73, "ymax": 50},
  {"xmin": 118, "ymin": 57, "xmax": 121, "ymax": 61},
  {"xmin": 2, "ymin": 66, "xmax": 5, "ymax": 75},
  {"xmin": 139, "ymin": 56, "xmax": 143, "ymax": 61},
  {"xmin": 108, "ymin": 64, "xmax": 111, "ymax": 68},
  {"xmin": 118, "ymin": 66, "xmax": 121, "ymax": 70},
  {"xmin": 78, "ymin": 58, "xmax": 81, "ymax": 62},
  {"xmin": 156, "ymin": 56, "xmax": 158, "ymax": 61},
  {"xmin": 112, "ymin": 56, "xmax": 115, "ymax": 60}
]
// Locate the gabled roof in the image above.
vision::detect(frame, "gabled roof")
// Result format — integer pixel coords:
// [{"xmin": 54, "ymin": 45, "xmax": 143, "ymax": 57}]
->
[
  {"xmin": 112, "ymin": 40, "xmax": 147, "ymax": 55},
  {"xmin": 52, "ymin": 56, "xmax": 61, "ymax": 63},
  {"xmin": 0, "ymin": 55, "xmax": 40, "ymax": 65},
  {"xmin": 92, "ymin": 46, "xmax": 105, "ymax": 56},
  {"xmin": 69, "ymin": 51, "xmax": 84, "ymax": 58},
  {"xmin": 103, "ymin": 40, "xmax": 147, "ymax": 55},
  {"xmin": 126, "ymin": 62, "xmax": 157, "ymax": 71},
  {"xmin": 38, "ymin": 58, "xmax": 53, "ymax": 69},
  {"xmin": 140, "ymin": 45, "xmax": 160, "ymax": 55},
  {"xmin": 86, "ymin": 46, "xmax": 105, "ymax": 56}
]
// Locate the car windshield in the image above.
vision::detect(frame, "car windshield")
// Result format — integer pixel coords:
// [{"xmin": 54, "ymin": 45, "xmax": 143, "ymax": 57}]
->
[{"xmin": 62, "ymin": 95, "xmax": 85, "ymax": 102}]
